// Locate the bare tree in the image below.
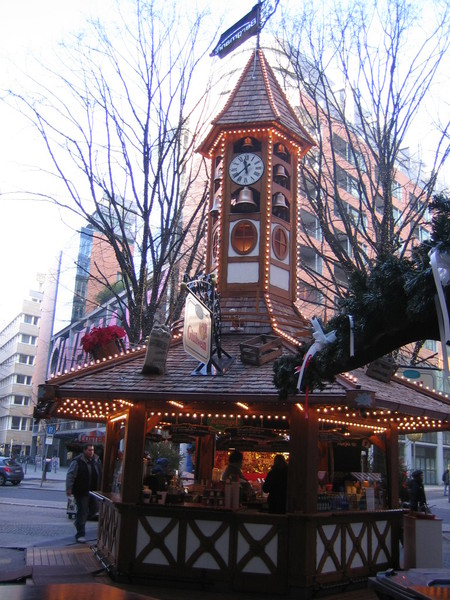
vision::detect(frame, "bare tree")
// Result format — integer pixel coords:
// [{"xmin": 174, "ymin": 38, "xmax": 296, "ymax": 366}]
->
[
  {"xmin": 272, "ymin": 0, "xmax": 449, "ymax": 323},
  {"xmin": 6, "ymin": 0, "xmax": 214, "ymax": 344}
]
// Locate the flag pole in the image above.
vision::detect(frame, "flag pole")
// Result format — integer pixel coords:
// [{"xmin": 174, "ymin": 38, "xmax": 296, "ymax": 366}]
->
[{"xmin": 256, "ymin": 0, "xmax": 262, "ymax": 50}]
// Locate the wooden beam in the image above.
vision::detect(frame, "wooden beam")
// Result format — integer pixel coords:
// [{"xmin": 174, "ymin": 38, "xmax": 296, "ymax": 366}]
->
[
  {"xmin": 121, "ymin": 403, "xmax": 146, "ymax": 504},
  {"xmin": 385, "ymin": 425, "xmax": 399, "ymax": 509},
  {"xmin": 287, "ymin": 405, "xmax": 318, "ymax": 513}
]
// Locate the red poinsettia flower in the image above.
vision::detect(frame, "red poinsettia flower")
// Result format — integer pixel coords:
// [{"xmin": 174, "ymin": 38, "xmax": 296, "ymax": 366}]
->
[{"xmin": 81, "ymin": 325, "xmax": 126, "ymax": 353}]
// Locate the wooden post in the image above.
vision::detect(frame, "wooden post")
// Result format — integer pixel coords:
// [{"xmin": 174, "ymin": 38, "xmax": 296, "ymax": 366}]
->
[
  {"xmin": 287, "ymin": 404, "xmax": 318, "ymax": 513},
  {"xmin": 195, "ymin": 433, "xmax": 215, "ymax": 482},
  {"xmin": 102, "ymin": 417, "xmax": 120, "ymax": 493},
  {"xmin": 120, "ymin": 403, "xmax": 147, "ymax": 504},
  {"xmin": 385, "ymin": 425, "xmax": 399, "ymax": 509}
]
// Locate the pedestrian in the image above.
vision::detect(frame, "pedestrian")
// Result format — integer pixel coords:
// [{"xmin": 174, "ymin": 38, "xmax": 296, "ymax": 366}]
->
[
  {"xmin": 221, "ymin": 450, "xmax": 253, "ymax": 500},
  {"xmin": 66, "ymin": 444, "xmax": 102, "ymax": 543},
  {"xmin": 443, "ymin": 467, "xmax": 449, "ymax": 496},
  {"xmin": 407, "ymin": 469, "xmax": 427, "ymax": 512},
  {"xmin": 262, "ymin": 454, "xmax": 288, "ymax": 514}
]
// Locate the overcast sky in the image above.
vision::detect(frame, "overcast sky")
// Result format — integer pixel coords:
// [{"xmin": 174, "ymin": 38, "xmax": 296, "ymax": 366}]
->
[
  {"xmin": 0, "ymin": 0, "xmax": 448, "ymax": 327},
  {"xmin": 0, "ymin": 0, "xmax": 260, "ymax": 326}
]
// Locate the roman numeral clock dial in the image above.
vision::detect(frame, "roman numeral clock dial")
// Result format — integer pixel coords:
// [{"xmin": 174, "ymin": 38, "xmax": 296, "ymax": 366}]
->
[{"xmin": 228, "ymin": 153, "xmax": 264, "ymax": 185}]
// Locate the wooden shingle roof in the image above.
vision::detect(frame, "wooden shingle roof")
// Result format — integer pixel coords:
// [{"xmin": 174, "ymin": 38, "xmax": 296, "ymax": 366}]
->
[
  {"xmin": 37, "ymin": 334, "xmax": 450, "ymax": 430},
  {"xmin": 198, "ymin": 49, "xmax": 315, "ymax": 155}
]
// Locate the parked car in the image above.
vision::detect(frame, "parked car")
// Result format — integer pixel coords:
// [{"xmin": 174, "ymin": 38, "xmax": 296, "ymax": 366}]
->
[{"xmin": 0, "ymin": 457, "xmax": 25, "ymax": 485}]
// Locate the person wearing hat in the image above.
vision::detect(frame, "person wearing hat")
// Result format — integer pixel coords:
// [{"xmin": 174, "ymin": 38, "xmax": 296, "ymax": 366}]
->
[
  {"xmin": 407, "ymin": 469, "xmax": 427, "ymax": 512},
  {"xmin": 144, "ymin": 457, "xmax": 170, "ymax": 493}
]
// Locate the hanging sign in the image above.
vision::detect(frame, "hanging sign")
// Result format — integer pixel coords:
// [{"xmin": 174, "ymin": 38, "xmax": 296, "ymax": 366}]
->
[{"xmin": 183, "ymin": 294, "xmax": 212, "ymax": 364}]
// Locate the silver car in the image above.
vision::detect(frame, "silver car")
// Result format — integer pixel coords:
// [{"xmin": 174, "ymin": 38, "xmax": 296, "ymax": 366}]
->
[{"xmin": 0, "ymin": 457, "xmax": 24, "ymax": 486}]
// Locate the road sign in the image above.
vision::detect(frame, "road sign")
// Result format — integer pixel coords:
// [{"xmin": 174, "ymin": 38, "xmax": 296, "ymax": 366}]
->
[
  {"xmin": 47, "ymin": 425, "xmax": 56, "ymax": 436},
  {"xmin": 45, "ymin": 435, "xmax": 54, "ymax": 445}
]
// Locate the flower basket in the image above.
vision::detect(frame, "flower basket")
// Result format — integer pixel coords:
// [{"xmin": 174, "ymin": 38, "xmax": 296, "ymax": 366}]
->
[{"xmin": 81, "ymin": 325, "xmax": 126, "ymax": 360}]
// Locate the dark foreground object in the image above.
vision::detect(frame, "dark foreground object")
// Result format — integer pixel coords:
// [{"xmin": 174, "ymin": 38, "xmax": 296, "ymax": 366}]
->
[{"xmin": 369, "ymin": 568, "xmax": 450, "ymax": 599}]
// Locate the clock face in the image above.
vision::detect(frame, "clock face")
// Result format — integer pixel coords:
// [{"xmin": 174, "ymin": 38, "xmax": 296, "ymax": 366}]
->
[{"xmin": 228, "ymin": 153, "xmax": 264, "ymax": 185}]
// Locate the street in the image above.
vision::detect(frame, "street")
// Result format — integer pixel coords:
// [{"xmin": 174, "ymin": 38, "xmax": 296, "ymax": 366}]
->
[{"xmin": 0, "ymin": 471, "xmax": 98, "ymax": 549}]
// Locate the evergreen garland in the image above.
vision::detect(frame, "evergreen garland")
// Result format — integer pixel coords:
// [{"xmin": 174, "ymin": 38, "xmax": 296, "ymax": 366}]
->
[{"xmin": 273, "ymin": 194, "xmax": 449, "ymax": 398}]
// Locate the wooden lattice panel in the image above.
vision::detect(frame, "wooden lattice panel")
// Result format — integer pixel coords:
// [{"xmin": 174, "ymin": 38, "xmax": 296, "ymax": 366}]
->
[
  {"xmin": 98, "ymin": 500, "xmax": 119, "ymax": 560},
  {"xmin": 136, "ymin": 515, "xmax": 179, "ymax": 566},
  {"xmin": 315, "ymin": 518, "xmax": 392, "ymax": 583}
]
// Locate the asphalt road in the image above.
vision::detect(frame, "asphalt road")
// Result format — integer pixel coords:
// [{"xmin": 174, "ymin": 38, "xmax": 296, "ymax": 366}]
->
[{"xmin": 0, "ymin": 475, "xmax": 98, "ymax": 549}]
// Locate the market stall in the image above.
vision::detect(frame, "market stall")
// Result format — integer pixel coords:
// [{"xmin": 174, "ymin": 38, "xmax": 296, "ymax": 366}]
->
[
  {"xmin": 36, "ymin": 335, "xmax": 449, "ymax": 595},
  {"xmin": 35, "ymin": 48, "xmax": 450, "ymax": 597}
]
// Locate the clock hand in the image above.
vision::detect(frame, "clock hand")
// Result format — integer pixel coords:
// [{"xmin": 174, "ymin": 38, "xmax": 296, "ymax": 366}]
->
[{"xmin": 236, "ymin": 163, "xmax": 249, "ymax": 177}]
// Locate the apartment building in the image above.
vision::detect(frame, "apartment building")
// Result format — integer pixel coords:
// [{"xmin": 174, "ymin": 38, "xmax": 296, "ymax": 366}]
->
[{"xmin": 0, "ymin": 282, "xmax": 43, "ymax": 456}]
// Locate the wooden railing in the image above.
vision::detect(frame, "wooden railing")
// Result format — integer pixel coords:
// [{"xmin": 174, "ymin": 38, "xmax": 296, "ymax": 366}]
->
[{"xmin": 94, "ymin": 495, "xmax": 402, "ymax": 595}]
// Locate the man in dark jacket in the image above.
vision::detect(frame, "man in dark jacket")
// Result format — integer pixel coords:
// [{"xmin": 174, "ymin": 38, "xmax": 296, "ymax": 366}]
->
[
  {"xmin": 407, "ymin": 469, "xmax": 427, "ymax": 512},
  {"xmin": 66, "ymin": 444, "xmax": 102, "ymax": 543}
]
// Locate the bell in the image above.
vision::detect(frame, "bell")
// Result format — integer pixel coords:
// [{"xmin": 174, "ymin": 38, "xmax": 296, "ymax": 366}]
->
[
  {"xmin": 242, "ymin": 137, "xmax": 253, "ymax": 149},
  {"xmin": 214, "ymin": 165, "xmax": 223, "ymax": 181},
  {"xmin": 273, "ymin": 192, "xmax": 288, "ymax": 209},
  {"xmin": 235, "ymin": 186, "xmax": 257, "ymax": 210},
  {"xmin": 276, "ymin": 143, "xmax": 287, "ymax": 155},
  {"xmin": 274, "ymin": 164, "xmax": 288, "ymax": 179},
  {"xmin": 210, "ymin": 192, "xmax": 221, "ymax": 214}
]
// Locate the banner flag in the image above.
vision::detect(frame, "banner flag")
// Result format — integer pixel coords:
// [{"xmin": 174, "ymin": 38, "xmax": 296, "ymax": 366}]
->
[{"xmin": 210, "ymin": 3, "xmax": 260, "ymax": 59}]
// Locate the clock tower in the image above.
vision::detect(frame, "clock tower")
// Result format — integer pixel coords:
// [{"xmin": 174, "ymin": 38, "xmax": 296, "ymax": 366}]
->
[{"xmin": 198, "ymin": 50, "xmax": 315, "ymax": 345}]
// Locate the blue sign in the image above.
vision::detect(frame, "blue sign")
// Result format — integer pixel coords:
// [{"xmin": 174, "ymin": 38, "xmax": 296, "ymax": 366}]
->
[
  {"xmin": 47, "ymin": 425, "xmax": 56, "ymax": 436},
  {"xmin": 403, "ymin": 369, "xmax": 421, "ymax": 379}
]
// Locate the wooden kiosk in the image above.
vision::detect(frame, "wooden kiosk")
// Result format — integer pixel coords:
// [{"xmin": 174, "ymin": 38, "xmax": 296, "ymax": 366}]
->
[{"xmin": 36, "ymin": 50, "xmax": 450, "ymax": 597}]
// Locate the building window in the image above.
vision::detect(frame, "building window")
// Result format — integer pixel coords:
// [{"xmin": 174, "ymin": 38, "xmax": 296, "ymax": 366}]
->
[
  {"xmin": 412, "ymin": 225, "xmax": 430, "ymax": 243},
  {"xmin": 332, "ymin": 133, "xmax": 367, "ymax": 173},
  {"xmin": 334, "ymin": 264, "xmax": 349, "ymax": 286},
  {"xmin": 300, "ymin": 246, "xmax": 322, "ymax": 274},
  {"xmin": 231, "ymin": 221, "xmax": 257, "ymax": 255},
  {"xmin": 23, "ymin": 315, "xmax": 39, "ymax": 325},
  {"xmin": 392, "ymin": 183, "xmax": 403, "ymax": 201},
  {"xmin": 333, "ymin": 200, "xmax": 367, "ymax": 232},
  {"xmin": 16, "ymin": 374, "xmax": 32, "ymax": 385},
  {"xmin": 13, "ymin": 395, "xmax": 31, "ymax": 406},
  {"xmin": 272, "ymin": 226, "xmax": 289, "ymax": 260},
  {"xmin": 298, "ymin": 283, "xmax": 323, "ymax": 304},
  {"xmin": 336, "ymin": 165, "xmax": 360, "ymax": 198},
  {"xmin": 11, "ymin": 416, "xmax": 31, "ymax": 431},
  {"xmin": 301, "ymin": 209, "xmax": 322, "ymax": 241},
  {"xmin": 17, "ymin": 354, "xmax": 35, "ymax": 365},
  {"xmin": 423, "ymin": 340, "xmax": 437, "ymax": 352},
  {"xmin": 20, "ymin": 334, "xmax": 37, "ymax": 345}
]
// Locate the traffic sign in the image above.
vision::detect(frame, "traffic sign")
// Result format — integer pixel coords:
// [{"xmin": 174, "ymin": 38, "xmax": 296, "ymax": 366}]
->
[
  {"xmin": 47, "ymin": 425, "xmax": 56, "ymax": 436},
  {"xmin": 45, "ymin": 435, "xmax": 54, "ymax": 445}
]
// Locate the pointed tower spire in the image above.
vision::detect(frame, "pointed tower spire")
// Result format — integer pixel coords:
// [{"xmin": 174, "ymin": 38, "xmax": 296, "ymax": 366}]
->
[{"xmin": 198, "ymin": 50, "xmax": 315, "ymax": 346}]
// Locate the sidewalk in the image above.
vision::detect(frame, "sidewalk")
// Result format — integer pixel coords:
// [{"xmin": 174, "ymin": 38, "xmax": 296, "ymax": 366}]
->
[{"xmin": 21, "ymin": 464, "xmax": 68, "ymax": 491}]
